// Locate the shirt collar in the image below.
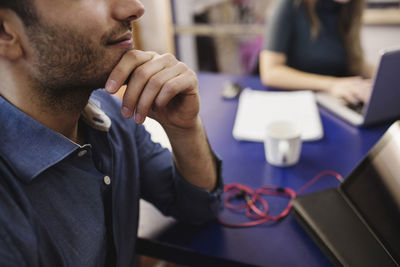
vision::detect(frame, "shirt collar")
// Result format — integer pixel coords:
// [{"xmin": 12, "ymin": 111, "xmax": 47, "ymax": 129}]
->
[{"xmin": 0, "ymin": 95, "xmax": 111, "ymax": 183}]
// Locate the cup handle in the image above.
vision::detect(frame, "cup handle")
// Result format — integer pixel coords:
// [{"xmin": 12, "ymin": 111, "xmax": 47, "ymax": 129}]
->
[{"xmin": 278, "ymin": 140, "xmax": 290, "ymax": 165}]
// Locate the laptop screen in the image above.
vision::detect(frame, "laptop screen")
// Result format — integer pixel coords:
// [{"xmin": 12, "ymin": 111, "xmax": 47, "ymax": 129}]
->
[
  {"xmin": 341, "ymin": 121, "xmax": 400, "ymax": 262},
  {"xmin": 363, "ymin": 48, "xmax": 400, "ymax": 126}
]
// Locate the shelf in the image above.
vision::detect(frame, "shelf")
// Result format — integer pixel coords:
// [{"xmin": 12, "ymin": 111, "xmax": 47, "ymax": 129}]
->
[
  {"xmin": 173, "ymin": 8, "xmax": 400, "ymax": 38},
  {"xmin": 363, "ymin": 8, "xmax": 400, "ymax": 25},
  {"xmin": 174, "ymin": 24, "xmax": 264, "ymax": 37}
]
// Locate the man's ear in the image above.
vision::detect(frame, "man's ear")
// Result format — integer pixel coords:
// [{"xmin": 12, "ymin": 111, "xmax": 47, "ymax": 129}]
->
[{"xmin": 0, "ymin": 10, "xmax": 24, "ymax": 60}]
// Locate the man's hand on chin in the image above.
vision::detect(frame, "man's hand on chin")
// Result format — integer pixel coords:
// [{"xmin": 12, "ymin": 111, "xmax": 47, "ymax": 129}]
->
[
  {"xmin": 104, "ymin": 49, "xmax": 200, "ymax": 132},
  {"xmin": 105, "ymin": 49, "xmax": 217, "ymax": 191}
]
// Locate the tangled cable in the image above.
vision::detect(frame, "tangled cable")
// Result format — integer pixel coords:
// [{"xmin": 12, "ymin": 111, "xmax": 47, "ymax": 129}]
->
[{"xmin": 218, "ymin": 170, "xmax": 343, "ymax": 227}]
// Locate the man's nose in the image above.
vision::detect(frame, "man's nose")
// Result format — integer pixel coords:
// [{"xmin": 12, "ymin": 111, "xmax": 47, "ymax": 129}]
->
[{"xmin": 111, "ymin": 0, "xmax": 145, "ymax": 22}]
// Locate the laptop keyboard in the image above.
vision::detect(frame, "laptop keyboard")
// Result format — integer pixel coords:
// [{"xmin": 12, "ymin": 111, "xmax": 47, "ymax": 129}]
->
[{"xmin": 347, "ymin": 102, "xmax": 364, "ymax": 114}]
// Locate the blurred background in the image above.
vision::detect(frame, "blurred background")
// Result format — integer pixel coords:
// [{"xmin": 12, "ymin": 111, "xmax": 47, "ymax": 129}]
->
[
  {"xmin": 133, "ymin": 1, "xmax": 400, "ymax": 266},
  {"xmin": 133, "ymin": 0, "xmax": 400, "ymax": 76}
]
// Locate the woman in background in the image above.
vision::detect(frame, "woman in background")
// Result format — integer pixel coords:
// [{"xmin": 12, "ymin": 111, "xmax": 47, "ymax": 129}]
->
[{"xmin": 259, "ymin": 0, "xmax": 374, "ymax": 104}]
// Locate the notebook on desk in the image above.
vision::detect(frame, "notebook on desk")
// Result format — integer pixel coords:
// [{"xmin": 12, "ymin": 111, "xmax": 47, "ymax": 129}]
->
[
  {"xmin": 292, "ymin": 121, "xmax": 400, "ymax": 267},
  {"xmin": 316, "ymin": 47, "xmax": 400, "ymax": 127},
  {"xmin": 233, "ymin": 89, "xmax": 323, "ymax": 142}
]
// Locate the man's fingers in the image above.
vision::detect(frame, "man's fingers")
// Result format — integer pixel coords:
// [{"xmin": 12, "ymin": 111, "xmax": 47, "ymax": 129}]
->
[
  {"xmin": 105, "ymin": 50, "xmax": 155, "ymax": 94},
  {"xmin": 107, "ymin": 50, "xmax": 199, "ymax": 126},
  {"xmin": 120, "ymin": 53, "xmax": 177, "ymax": 119},
  {"xmin": 134, "ymin": 62, "xmax": 188, "ymax": 124},
  {"xmin": 120, "ymin": 57, "xmax": 164, "ymax": 118},
  {"xmin": 155, "ymin": 70, "xmax": 198, "ymax": 108}
]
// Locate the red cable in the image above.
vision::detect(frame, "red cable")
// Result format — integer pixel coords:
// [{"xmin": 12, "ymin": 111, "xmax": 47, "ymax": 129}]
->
[
  {"xmin": 218, "ymin": 170, "xmax": 343, "ymax": 228},
  {"xmin": 296, "ymin": 170, "xmax": 343, "ymax": 195}
]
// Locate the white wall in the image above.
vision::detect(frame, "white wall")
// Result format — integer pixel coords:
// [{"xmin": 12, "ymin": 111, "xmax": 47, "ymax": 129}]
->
[
  {"xmin": 137, "ymin": 0, "xmax": 174, "ymax": 54},
  {"xmin": 362, "ymin": 25, "xmax": 400, "ymax": 66}
]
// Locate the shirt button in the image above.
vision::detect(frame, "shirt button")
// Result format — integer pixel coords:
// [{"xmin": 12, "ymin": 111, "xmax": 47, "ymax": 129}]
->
[
  {"xmin": 104, "ymin": 176, "xmax": 111, "ymax": 185},
  {"xmin": 77, "ymin": 150, "xmax": 87, "ymax": 157}
]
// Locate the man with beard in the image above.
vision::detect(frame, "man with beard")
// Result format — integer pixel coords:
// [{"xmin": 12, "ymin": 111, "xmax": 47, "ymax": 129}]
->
[{"xmin": 0, "ymin": 1, "xmax": 222, "ymax": 266}]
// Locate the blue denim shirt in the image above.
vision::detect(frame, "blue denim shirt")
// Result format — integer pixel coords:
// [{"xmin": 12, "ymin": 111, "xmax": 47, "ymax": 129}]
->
[{"xmin": 0, "ymin": 90, "xmax": 223, "ymax": 267}]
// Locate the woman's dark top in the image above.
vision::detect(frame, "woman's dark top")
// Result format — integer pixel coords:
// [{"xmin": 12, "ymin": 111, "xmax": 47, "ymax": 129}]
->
[{"xmin": 264, "ymin": 0, "xmax": 349, "ymax": 77}]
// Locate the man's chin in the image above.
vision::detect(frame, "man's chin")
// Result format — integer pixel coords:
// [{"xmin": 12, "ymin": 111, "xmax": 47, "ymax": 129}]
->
[{"xmin": 84, "ymin": 73, "xmax": 111, "ymax": 91}]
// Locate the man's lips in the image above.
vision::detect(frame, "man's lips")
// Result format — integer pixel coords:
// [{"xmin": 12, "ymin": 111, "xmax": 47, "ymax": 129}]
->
[{"xmin": 107, "ymin": 32, "xmax": 134, "ymax": 45}]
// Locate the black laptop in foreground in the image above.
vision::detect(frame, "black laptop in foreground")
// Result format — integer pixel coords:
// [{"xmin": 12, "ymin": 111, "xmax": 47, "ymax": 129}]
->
[{"xmin": 292, "ymin": 121, "xmax": 400, "ymax": 267}]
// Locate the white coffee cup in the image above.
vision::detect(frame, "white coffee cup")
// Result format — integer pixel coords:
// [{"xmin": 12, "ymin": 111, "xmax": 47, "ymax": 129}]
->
[{"xmin": 264, "ymin": 121, "xmax": 302, "ymax": 167}]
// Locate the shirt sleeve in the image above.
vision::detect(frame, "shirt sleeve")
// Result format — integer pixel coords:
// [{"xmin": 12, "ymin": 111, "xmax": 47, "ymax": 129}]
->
[
  {"xmin": 135, "ymin": 124, "xmax": 223, "ymax": 225},
  {"xmin": 264, "ymin": 0, "xmax": 295, "ymax": 54}
]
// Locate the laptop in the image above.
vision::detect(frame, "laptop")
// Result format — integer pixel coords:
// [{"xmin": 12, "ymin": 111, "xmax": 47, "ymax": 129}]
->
[
  {"xmin": 316, "ymin": 47, "xmax": 400, "ymax": 126},
  {"xmin": 292, "ymin": 120, "xmax": 400, "ymax": 267}
]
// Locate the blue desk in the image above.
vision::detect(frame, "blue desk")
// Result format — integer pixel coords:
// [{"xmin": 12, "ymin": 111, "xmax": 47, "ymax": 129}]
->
[{"xmin": 136, "ymin": 72, "xmax": 389, "ymax": 266}]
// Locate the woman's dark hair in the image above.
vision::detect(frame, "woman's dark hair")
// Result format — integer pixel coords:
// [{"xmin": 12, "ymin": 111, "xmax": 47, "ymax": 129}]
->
[
  {"xmin": 299, "ymin": 0, "xmax": 365, "ymax": 75},
  {"xmin": 0, "ymin": 0, "xmax": 38, "ymax": 25}
]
